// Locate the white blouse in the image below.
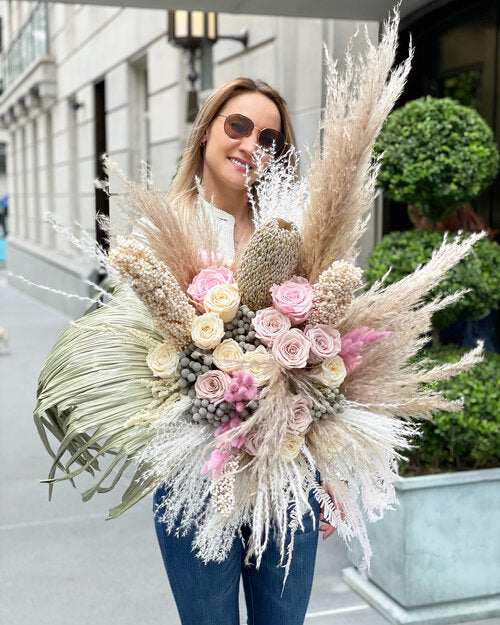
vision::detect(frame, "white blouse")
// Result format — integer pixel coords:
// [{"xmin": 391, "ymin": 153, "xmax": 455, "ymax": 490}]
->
[{"xmin": 203, "ymin": 201, "xmax": 237, "ymax": 263}]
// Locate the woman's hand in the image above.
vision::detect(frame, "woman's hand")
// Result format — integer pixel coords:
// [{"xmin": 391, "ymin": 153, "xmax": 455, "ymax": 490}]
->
[{"xmin": 319, "ymin": 482, "xmax": 346, "ymax": 540}]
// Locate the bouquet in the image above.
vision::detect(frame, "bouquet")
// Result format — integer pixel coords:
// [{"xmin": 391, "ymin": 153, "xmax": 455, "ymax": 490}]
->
[{"xmin": 34, "ymin": 12, "xmax": 483, "ymax": 579}]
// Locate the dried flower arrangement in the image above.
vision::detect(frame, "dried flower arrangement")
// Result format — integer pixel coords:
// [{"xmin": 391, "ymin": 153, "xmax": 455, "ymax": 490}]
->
[{"xmin": 34, "ymin": 11, "xmax": 483, "ymax": 579}]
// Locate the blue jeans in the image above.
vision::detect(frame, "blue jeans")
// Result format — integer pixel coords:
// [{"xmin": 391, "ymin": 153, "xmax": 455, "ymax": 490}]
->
[{"xmin": 153, "ymin": 485, "xmax": 319, "ymax": 625}]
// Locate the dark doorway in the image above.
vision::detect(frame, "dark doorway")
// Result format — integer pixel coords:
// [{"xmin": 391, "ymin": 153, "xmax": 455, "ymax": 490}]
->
[{"xmin": 94, "ymin": 79, "xmax": 109, "ymax": 253}]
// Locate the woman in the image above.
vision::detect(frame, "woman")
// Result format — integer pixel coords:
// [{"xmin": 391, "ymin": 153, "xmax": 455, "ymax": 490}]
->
[
  {"xmin": 154, "ymin": 77, "xmax": 334, "ymax": 625},
  {"xmin": 38, "ymin": 21, "xmax": 461, "ymax": 625}
]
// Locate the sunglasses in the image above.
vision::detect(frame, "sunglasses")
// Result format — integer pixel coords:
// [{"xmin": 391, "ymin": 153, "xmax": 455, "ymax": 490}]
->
[{"xmin": 217, "ymin": 113, "xmax": 287, "ymax": 156}]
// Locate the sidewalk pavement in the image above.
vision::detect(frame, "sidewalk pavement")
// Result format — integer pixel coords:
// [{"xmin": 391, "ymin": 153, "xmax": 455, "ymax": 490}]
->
[{"xmin": 1, "ymin": 271, "xmax": 498, "ymax": 625}]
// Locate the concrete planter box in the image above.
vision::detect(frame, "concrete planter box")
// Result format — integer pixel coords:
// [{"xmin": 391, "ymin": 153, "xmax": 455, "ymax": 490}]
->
[{"xmin": 343, "ymin": 468, "xmax": 500, "ymax": 624}]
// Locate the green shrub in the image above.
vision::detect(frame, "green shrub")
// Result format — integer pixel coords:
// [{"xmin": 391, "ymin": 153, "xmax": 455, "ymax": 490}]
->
[
  {"xmin": 401, "ymin": 345, "xmax": 500, "ymax": 475},
  {"xmin": 365, "ymin": 230, "xmax": 500, "ymax": 329},
  {"xmin": 374, "ymin": 97, "xmax": 500, "ymax": 222}
]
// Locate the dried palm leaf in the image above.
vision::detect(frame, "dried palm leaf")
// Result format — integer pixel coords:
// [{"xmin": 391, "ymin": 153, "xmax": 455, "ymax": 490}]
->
[{"xmin": 34, "ymin": 284, "xmax": 173, "ymax": 517}]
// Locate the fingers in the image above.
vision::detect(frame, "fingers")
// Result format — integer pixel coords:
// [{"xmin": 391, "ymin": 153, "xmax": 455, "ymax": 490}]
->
[
  {"xmin": 320, "ymin": 481, "xmax": 347, "ymax": 522},
  {"xmin": 319, "ymin": 523, "xmax": 336, "ymax": 539}
]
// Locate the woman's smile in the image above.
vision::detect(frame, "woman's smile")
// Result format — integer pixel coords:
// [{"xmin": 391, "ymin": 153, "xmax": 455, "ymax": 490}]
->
[{"xmin": 228, "ymin": 156, "xmax": 253, "ymax": 172}]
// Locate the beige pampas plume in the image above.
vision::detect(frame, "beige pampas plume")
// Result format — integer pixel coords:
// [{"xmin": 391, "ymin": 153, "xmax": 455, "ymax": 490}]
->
[
  {"xmin": 309, "ymin": 260, "xmax": 363, "ymax": 326},
  {"xmin": 338, "ymin": 233, "xmax": 486, "ymax": 419},
  {"xmin": 338, "ymin": 232, "xmax": 486, "ymax": 335},
  {"xmin": 300, "ymin": 10, "xmax": 413, "ymax": 282},
  {"xmin": 236, "ymin": 219, "xmax": 301, "ymax": 310},
  {"xmin": 108, "ymin": 237, "xmax": 195, "ymax": 348},
  {"xmin": 226, "ymin": 360, "xmax": 293, "ymax": 462},
  {"xmin": 103, "ymin": 158, "xmax": 219, "ymax": 291}
]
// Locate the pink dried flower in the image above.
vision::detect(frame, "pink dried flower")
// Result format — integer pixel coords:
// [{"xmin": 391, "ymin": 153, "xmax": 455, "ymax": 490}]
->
[
  {"xmin": 340, "ymin": 327, "xmax": 391, "ymax": 374},
  {"xmin": 271, "ymin": 328, "xmax": 311, "ymax": 369},
  {"xmin": 202, "ymin": 416, "xmax": 246, "ymax": 478},
  {"xmin": 224, "ymin": 370, "xmax": 258, "ymax": 411},
  {"xmin": 252, "ymin": 307, "xmax": 291, "ymax": 345},
  {"xmin": 187, "ymin": 265, "xmax": 234, "ymax": 311},
  {"xmin": 201, "ymin": 449, "xmax": 230, "ymax": 478},
  {"xmin": 270, "ymin": 276, "xmax": 314, "ymax": 325},
  {"xmin": 304, "ymin": 324, "xmax": 342, "ymax": 364},
  {"xmin": 195, "ymin": 370, "xmax": 231, "ymax": 405},
  {"xmin": 288, "ymin": 395, "xmax": 313, "ymax": 434}
]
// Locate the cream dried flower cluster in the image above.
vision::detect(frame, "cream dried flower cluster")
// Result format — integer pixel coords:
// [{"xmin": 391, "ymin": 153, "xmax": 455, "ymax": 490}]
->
[
  {"xmin": 108, "ymin": 237, "xmax": 195, "ymax": 349},
  {"xmin": 209, "ymin": 454, "xmax": 241, "ymax": 517},
  {"xmin": 309, "ymin": 260, "xmax": 363, "ymax": 326}
]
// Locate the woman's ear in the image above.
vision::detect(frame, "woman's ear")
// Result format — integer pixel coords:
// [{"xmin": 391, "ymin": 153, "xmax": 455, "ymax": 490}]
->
[{"xmin": 200, "ymin": 130, "xmax": 208, "ymax": 149}]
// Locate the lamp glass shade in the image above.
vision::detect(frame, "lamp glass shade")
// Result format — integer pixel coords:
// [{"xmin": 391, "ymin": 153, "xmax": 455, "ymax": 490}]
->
[
  {"xmin": 207, "ymin": 12, "xmax": 217, "ymax": 42},
  {"xmin": 174, "ymin": 10, "xmax": 188, "ymax": 39},
  {"xmin": 190, "ymin": 11, "xmax": 205, "ymax": 39}
]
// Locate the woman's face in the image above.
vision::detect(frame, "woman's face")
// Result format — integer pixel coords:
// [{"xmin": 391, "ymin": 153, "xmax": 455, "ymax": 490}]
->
[{"xmin": 201, "ymin": 91, "xmax": 282, "ymax": 197}]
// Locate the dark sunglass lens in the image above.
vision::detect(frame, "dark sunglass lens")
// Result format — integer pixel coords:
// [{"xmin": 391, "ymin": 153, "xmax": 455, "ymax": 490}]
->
[
  {"xmin": 225, "ymin": 114, "xmax": 253, "ymax": 139},
  {"xmin": 259, "ymin": 129, "xmax": 285, "ymax": 155}
]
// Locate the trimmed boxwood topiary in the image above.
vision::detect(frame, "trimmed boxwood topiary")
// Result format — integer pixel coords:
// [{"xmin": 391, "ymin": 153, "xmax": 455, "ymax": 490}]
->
[
  {"xmin": 401, "ymin": 345, "xmax": 500, "ymax": 475},
  {"xmin": 364, "ymin": 230, "xmax": 500, "ymax": 330},
  {"xmin": 374, "ymin": 97, "xmax": 499, "ymax": 222}
]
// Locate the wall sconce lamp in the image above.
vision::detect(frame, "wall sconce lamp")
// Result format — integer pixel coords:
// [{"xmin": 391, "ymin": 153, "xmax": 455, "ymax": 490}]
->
[{"xmin": 168, "ymin": 10, "xmax": 248, "ymax": 122}]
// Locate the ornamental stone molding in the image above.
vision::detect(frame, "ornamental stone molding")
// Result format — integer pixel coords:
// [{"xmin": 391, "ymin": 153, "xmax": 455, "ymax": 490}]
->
[
  {"xmin": 12, "ymin": 100, "xmax": 28, "ymax": 123},
  {"xmin": 0, "ymin": 56, "xmax": 56, "ymax": 130}
]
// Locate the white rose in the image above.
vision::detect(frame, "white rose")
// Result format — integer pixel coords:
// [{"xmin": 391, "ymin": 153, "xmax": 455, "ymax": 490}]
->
[
  {"xmin": 212, "ymin": 339, "xmax": 244, "ymax": 373},
  {"xmin": 243, "ymin": 345, "xmax": 273, "ymax": 386},
  {"xmin": 191, "ymin": 312, "xmax": 225, "ymax": 349},
  {"xmin": 280, "ymin": 433, "xmax": 304, "ymax": 461},
  {"xmin": 146, "ymin": 343, "xmax": 179, "ymax": 378},
  {"xmin": 311, "ymin": 355, "xmax": 347, "ymax": 388},
  {"xmin": 203, "ymin": 284, "xmax": 240, "ymax": 323}
]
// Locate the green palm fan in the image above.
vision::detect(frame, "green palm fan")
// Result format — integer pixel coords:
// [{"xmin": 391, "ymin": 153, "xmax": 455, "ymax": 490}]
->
[{"xmin": 34, "ymin": 283, "xmax": 170, "ymax": 518}]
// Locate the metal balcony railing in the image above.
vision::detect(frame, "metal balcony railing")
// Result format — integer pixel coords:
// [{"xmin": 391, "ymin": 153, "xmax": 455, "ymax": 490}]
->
[{"xmin": 0, "ymin": 2, "xmax": 49, "ymax": 96}]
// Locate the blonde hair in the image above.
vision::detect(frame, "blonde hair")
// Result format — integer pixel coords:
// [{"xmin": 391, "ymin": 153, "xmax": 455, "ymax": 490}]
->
[{"xmin": 168, "ymin": 77, "xmax": 296, "ymax": 214}]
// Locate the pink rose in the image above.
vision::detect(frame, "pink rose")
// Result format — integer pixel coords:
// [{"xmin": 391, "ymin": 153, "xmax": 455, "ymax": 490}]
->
[
  {"xmin": 195, "ymin": 370, "xmax": 231, "ymax": 405},
  {"xmin": 304, "ymin": 324, "xmax": 342, "ymax": 364},
  {"xmin": 244, "ymin": 428, "xmax": 265, "ymax": 457},
  {"xmin": 252, "ymin": 307, "xmax": 291, "ymax": 345},
  {"xmin": 270, "ymin": 276, "xmax": 314, "ymax": 325},
  {"xmin": 271, "ymin": 328, "xmax": 311, "ymax": 369},
  {"xmin": 187, "ymin": 265, "xmax": 234, "ymax": 311},
  {"xmin": 288, "ymin": 395, "xmax": 313, "ymax": 434}
]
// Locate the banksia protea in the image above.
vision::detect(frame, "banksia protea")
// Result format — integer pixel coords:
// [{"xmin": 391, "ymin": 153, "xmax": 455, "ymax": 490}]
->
[
  {"xmin": 236, "ymin": 219, "xmax": 300, "ymax": 311},
  {"xmin": 309, "ymin": 260, "xmax": 363, "ymax": 326},
  {"xmin": 108, "ymin": 237, "xmax": 195, "ymax": 348}
]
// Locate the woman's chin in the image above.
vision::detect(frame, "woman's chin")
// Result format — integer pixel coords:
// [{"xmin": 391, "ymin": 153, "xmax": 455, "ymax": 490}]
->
[{"xmin": 224, "ymin": 173, "xmax": 256, "ymax": 192}]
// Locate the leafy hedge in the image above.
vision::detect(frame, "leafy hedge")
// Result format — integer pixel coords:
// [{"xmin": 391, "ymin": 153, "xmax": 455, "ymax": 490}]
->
[
  {"xmin": 364, "ymin": 230, "xmax": 500, "ymax": 329},
  {"xmin": 374, "ymin": 97, "xmax": 499, "ymax": 222},
  {"xmin": 401, "ymin": 345, "xmax": 500, "ymax": 475}
]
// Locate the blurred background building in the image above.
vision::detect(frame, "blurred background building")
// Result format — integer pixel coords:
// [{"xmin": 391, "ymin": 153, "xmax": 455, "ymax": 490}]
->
[
  {"xmin": 0, "ymin": 1, "xmax": 380, "ymax": 315},
  {"xmin": 0, "ymin": 0, "xmax": 498, "ymax": 316}
]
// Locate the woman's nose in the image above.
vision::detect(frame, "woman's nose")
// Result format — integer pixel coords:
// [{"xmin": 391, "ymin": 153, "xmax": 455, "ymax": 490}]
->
[{"xmin": 238, "ymin": 131, "xmax": 259, "ymax": 155}]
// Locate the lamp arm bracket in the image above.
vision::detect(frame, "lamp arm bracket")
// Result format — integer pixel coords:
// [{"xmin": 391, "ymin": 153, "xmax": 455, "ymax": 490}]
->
[{"xmin": 218, "ymin": 29, "xmax": 248, "ymax": 48}]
